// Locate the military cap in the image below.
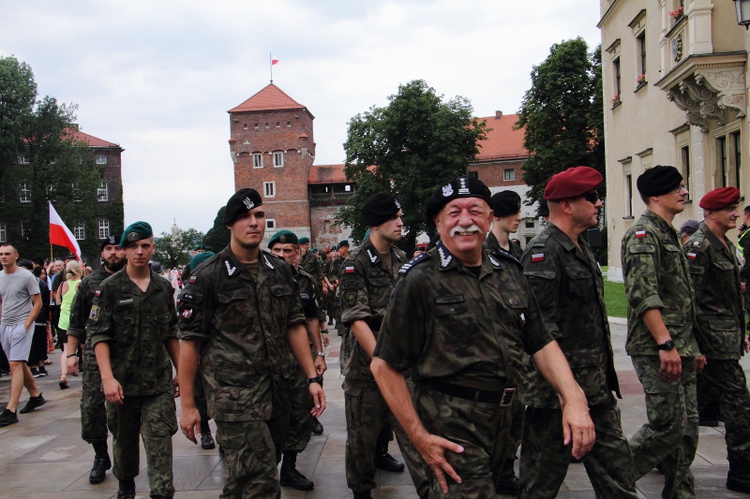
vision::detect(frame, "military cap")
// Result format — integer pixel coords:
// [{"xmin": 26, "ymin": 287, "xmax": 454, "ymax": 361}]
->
[
  {"xmin": 188, "ymin": 251, "xmax": 215, "ymax": 271},
  {"xmin": 362, "ymin": 193, "xmax": 402, "ymax": 227},
  {"xmin": 679, "ymin": 220, "xmax": 700, "ymax": 236},
  {"xmin": 637, "ymin": 165, "xmax": 683, "ymax": 197},
  {"xmin": 120, "ymin": 221, "xmax": 153, "ymax": 247},
  {"xmin": 193, "ymin": 243, "xmax": 211, "ymax": 252},
  {"xmin": 426, "ymin": 176, "xmax": 492, "ymax": 220},
  {"xmin": 330, "ymin": 245, "xmax": 338, "ymax": 251},
  {"xmin": 339, "ymin": 240, "xmax": 349, "ymax": 247},
  {"xmin": 491, "ymin": 190, "xmax": 521, "ymax": 217},
  {"xmin": 544, "ymin": 166, "xmax": 603, "ymax": 201},
  {"xmin": 299, "ymin": 237, "xmax": 310, "ymax": 244},
  {"xmin": 101, "ymin": 234, "xmax": 121, "ymax": 250},
  {"xmin": 699, "ymin": 186, "xmax": 741, "ymax": 210},
  {"xmin": 268, "ymin": 229, "xmax": 299, "ymax": 248},
  {"xmin": 223, "ymin": 188, "xmax": 263, "ymax": 225}
]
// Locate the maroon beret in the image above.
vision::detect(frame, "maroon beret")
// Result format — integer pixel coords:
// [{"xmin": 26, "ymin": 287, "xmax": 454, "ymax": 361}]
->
[
  {"xmin": 544, "ymin": 166, "xmax": 603, "ymax": 201},
  {"xmin": 699, "ymin": 187, "xmax": 740, "ymax": 210}
]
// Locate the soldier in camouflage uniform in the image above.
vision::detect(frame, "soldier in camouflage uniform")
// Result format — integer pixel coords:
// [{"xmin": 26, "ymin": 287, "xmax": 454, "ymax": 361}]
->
[
  {"xmin": 372, "ymin": 177, "xmax": 595, "ymax": 498},
  {"xmin": 332, "ymin": 241, "xmax": 348, "ymax": 335},
  {"xmin": 323, "ymin": 248, "xmax": 339, "ymax": 326},
  {"xmin": 339, "ymin": 194, "xmax": 429, "ymax": 499},
  {"xmin": 66, "ymin": 234, "xmax": 125, "ymax": 485},
  {"xmin": 268, "ymin": 230, "xmax": 327, "ymax": 491},
  {"xmin": 738, "ymin": 207, "xmax": 750, "ymax": 312},
  {"xmin": 89, "ymin": 222, "xmax": 180, "ymax": 499},
  {"xmin": 519, "ymin": 167, "xmax": 637, "ymax": 498},
  {"xmin": 177, "ymin": 189, "xmax": 325, "ymax": 499},
  {"xmin": 684, "ymin": 187, "xmax": 750, "ymax": 493},
  {"xmin": 621, "ymin": 166, "xmax": 701, "ymax": 499},
  {"xmin": 483, "ymin": 190, "xmax": 524, "ymax": 495}
]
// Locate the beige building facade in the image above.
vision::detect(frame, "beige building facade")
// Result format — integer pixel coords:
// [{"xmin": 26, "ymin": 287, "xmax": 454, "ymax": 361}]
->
[{"xmin": 599, "ymin": 0, "xmax": 748, "ymax": 281}]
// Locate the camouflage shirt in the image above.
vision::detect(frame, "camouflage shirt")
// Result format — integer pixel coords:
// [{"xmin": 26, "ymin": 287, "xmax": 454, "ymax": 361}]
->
[
  {"xmin": 67, "ymin": 267, "xmax": 115, "ymax": 370},
  {"xmin": 300, "ymin": 252, "xmax": 323, "ymax": 284},
  {"xmin": 484, "ymin": 231, "xmax": 522, "ymax": 261},
  {"xmin": 88, "ymin": 270, "xmax": 178, "ymax": 396},
  {"xmin": 684, "ymin": 222, "xmax": 745, "ymax": 359},
  {"xmin": 176, "ymin": 246, "xmax": 305, "ymax": 422},
  {"xmin": 738, "ymin": 228, "xmax": 750, "ymax": 283},
  {"xmin": 621, "ymin": 210, "xmax": 699, "ymax": 357},
  {"xmin": 374, "ymin": 241, "xmax": 553, "ymax": 390},
  {"xmin": 340, "ymin": 236, "xmax": 406, "ymax": 381},
  {"xmin": 520, "ymin": 223, "xmax": 620, "ymax": 408},
  {"xmin": 328, "ymin": 256, "xmax": 345, "ymax": 284}
]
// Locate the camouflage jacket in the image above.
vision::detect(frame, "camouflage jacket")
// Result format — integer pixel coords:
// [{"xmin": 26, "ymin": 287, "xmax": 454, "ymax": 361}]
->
[
  {"xmin": 520, "ymin": 223, "xmax": 620, "ymax": 408},
  {"xmin": 340, "ymin": 236, "xmax": 406, "ymax": 380},
  {"xmin": 684, "ymin": 222, "xmax": 745, "ymax": 359},
  {"xmin": 328, "ymin": 257, "xmax": 345, "ymax": 284},
  {"xmin": 67, "ymin": 267, "xmax": 115, "ymax": 371},
  {"xmin": 739, "ymin": 228, "xmax": 750, "ymax": 282},
  {"xmin": 88, "ymin": 269, "xmax": 178, "ymax": 396},
  {"xmin": 621, "ymin": 210, "xmax": 699, "ymax": 357},
  {"xmin": 300, "ymin": 252, "xmax": 323, "ymax": 283},
  {"xmin": 296, "ymin": 267, "xmax": 319, "ymax": 320},
  {"xmin": 176, "ymin": 246, "xmax": 305, "ymax": 422},
  {"xmin": 484, "ymin": 231, "xmax": 522, "ymax": 261},
  {"xmin": 374, "ymin": 241, "xmax": 553, "ymax": 390}
]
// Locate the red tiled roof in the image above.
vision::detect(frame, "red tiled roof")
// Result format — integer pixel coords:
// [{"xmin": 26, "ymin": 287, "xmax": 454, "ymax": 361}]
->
[
  {"xmin": 66, "ymin": 129, "xmax": 120, "ymax": 148},
  {"xmin": 310, "ymin": 164, "xmax": 347, "ymax": 184},
  {"xmin": 229, "ymin": 83, "xmax": 308, "ymax": 113},
  {"xmin": 473, "ymin": 114, "xmax": 528, "ymax": 162}
]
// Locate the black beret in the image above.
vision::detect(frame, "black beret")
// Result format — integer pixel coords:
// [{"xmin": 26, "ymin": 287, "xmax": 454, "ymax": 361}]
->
[
  {"xmin": 426, "ymin": 176, "xmax": 491, "ymax": 220},
  {"xmin": 268, "ymin": 230, "xmax": 298, "ymax": 248},
  {"xmin": 637, "ymin": 165, "xmax": 683, "ymax": 197},
  {"xmin": 223, "ymin": 188, "xmax": 263, "ymax": 225},
  {"xmin": 362, "ymin": 193, "xmax": 402, "ymax": 227},
  {"xmin": 491, "ymin": 191, "xmax": 521, "ymax": 217},
  {"xmin": 338, "ymin": 240, "xmax": 349, "ymax": 247},
  {"xmin": 120, "ymin": 222, "xmax": 153, "ymax": 247},
  {"xmin": 101, "ymin": 234, "xmax": 121, "ymax": 250}
]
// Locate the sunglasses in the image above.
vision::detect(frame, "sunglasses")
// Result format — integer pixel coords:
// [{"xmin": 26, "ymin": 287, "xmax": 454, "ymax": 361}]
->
[{"xmin": 582, "ymin": 191, "xmax": 600, "ymax": 204}]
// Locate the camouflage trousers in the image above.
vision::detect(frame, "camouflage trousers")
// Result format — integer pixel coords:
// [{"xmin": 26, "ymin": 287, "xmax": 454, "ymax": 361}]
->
[
  {"xmin": 697, "ymin": 359, "xmax": 750, "ymax": 465},
  {"xmin": 504, "ymin": 395, "xmax": 523, "ymax": 463},
  {"xmin": 215, "ymin": 419, "xmax": 282, "ymax": 499},
  {"xmin": 414, "ymin": 382, "xmax": 512, "ymax": 498},
  {"xmin": 106, "ymin": 391, "xmax": 177, "ymax": 497},
  {"xmin": 630, "ymin": 355, "xmax": 698, "ymax": 499},
  {"xmin": 80, "ymin": 348, "xmax": 107, "ymax": 443},
  {"xmin": 344, "ymin": 378, "xmax": 429, "ymax": 496},
  {"xmin": 284, "ymin": 367, "xmax": 313, "ymax": 453},
  {"xmin": 518, "ymin": 402, "xmax": 638, "ymax": 498}
]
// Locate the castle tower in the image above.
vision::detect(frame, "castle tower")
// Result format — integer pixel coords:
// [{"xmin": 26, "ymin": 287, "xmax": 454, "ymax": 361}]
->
[{"xmin": 228, "ymin": 84, "xmax": 315, "ymax": 238}]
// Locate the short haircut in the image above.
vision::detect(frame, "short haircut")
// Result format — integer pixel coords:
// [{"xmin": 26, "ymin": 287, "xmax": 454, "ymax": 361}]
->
[
  {"xmin": 744, "ymin": 206, "xmax": 750, "ymax": 215},
  {"xmin": 0, "ymin": 242, "xmax": 19, "ymax": 253}
]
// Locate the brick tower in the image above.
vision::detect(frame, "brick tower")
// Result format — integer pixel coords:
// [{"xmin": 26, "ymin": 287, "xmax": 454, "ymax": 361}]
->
[{"xmin": 228, "ymin": 84, "xmax": 315, "ymax": 238}]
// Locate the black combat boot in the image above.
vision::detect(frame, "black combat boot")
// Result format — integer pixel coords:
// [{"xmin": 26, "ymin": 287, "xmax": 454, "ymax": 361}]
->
[
  {"xmin": 89, "ymin": 440, "xmax": 111, "ymax": 484},
  {"xmin": 117, "ymin": 478, "xmax": 136, "ymax": 499},
  {"xmin": 728, "ymin": 459, "xmax": 750, "ymax": 493},
  {"xmin": 200, "ymin": 420, "xmax": 215, "ymax": 449},
  {"xmin": 353, "ymin": 491, "xmax": 372, "ymax": 499},
  {"xmin": 279, "ymin": 451, "xmax": 314, "ymax": 490},
  {"xmin": 311, "ymin": 416, "xmax": 324, "ymax": 434},
  {"xmin": 374, "ymin": 440, "xmax": 404, "ymax": 472},
  {"xmin": 495, "ymin": 458, "xmax": 520, "ymax": 495}
]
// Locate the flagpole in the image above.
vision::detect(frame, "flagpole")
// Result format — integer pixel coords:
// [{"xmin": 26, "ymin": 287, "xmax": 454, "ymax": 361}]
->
[{"xmin": 270, "ymin": 52, "xmax": 273, "ymax": 83}]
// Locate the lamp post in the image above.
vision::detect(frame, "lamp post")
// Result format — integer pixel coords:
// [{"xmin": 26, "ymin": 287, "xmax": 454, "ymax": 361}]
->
[{"xmin": 735, "ymin": 0, "xmax": 750, "ymax": 29}]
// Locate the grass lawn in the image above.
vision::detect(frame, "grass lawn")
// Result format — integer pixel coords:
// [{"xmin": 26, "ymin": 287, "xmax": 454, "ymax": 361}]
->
[{"xmin": 601, "ymin": 266, "xmax": 627, "ymax": 318}]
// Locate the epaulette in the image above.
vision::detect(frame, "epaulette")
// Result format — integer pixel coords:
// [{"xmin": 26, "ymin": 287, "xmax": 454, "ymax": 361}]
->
[{"xmin": 398, "ymin": 252, "xmax": 430, "ymax": 275}]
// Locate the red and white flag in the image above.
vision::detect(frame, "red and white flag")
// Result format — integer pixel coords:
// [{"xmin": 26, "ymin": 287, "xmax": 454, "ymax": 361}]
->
[
  {"xmin": 271, "ymin": 56, "xmax": 279, "ymax": 65},
  {"xmin": 49, "ymin": 202, "xmax": 81, "ymax": 259}
]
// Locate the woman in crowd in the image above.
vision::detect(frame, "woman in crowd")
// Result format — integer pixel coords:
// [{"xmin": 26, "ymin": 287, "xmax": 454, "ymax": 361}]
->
[{"xmin": 55, "ymin": 260, "xmax": 83, "ymax": 389}]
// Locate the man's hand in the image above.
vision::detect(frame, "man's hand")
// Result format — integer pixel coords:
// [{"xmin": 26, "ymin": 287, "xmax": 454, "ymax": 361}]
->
[
  {"xmin": 173, "ymin": 375, "xmax": 180, "ymax": 398},
  {"xmin": 102, "ymin": 377, "xmax": 124, "ymax": 405},
  {"xmin": 659, "ymin": 349, "xmax": 682, "ymax": 380},
  {"xmin": 180, "ymin": 405, "xmax": 201, "ymax": 444},
  {"xmin": 321, "ymin": 332, "xmax": 330, "ymax": 348},
  {"xmin": 745, "ymin": 336, "xmax": 750, "ymax": 353},
  {"xmin": 308, "ymin": 383, "xmax": 326, "ymax": 417},
  {"xmin": 413, "ymin": 431, "xmax": 465, "ymax": 494},
  {"xmin": 66, "ymin": 355, "xmax": 79, "ymax": 376},
  {"xmin": 559, "ymin": 393, "xmax": 596, "ymax": 459},
  {"xmin": 314, "ymin": 356, "xmax": 327, "ymax": 376},
  {"xmin": 695, "ymin": 355, "xmax": 707, "ymax": 373}
]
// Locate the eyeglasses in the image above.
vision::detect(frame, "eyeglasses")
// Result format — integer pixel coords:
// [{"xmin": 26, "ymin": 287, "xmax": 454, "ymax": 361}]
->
[
  {"xmin": 582, "ymin": 191, "xmax": 600, "ymax": 204},
  {"xmin": 672, "ymin": 184, "xmax": 687, "ymax": 194}
]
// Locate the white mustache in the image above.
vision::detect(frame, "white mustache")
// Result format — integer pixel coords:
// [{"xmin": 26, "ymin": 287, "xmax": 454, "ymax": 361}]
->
[{"xmin": 450, "ymin": 224, "xmax": 482, "ymax": 237}]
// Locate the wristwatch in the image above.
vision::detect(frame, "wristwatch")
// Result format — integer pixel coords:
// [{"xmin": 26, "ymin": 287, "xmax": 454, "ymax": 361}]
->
[
  {"xmin": 657, "ymin": 339, "xmax": 675, "ymax": 351},
  {"xmin": 316, "ymin": 351, "xmax": 325, "ymax": 358},
  {"xmin": 307, "ymin": 376, "xmax": 323, "ymax": 385}
]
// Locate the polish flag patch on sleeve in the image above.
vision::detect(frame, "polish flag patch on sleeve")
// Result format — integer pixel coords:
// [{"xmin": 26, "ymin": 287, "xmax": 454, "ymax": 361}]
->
[
  {"xmin": 635, "ymin": 230, "xmax": 647, "ymax": 238},
  {"xmin": 345, "ymin": 266, "xmax": 355, "ymax": 274},
  {"xmin": 686, "ymin": 252, "xmax": 697, "ymax": 260},
  {"xmin": 531, "ymin": 253, "xmax": 545, "ymax": 262}
]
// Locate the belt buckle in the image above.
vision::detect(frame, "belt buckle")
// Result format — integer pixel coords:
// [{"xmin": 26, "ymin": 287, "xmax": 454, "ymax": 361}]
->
[{"xmin": 499, "ymin": 387, "xmax": 516, "ymax": 407}]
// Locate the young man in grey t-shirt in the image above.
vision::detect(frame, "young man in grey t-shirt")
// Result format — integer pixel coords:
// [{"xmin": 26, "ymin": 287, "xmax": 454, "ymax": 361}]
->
[{"xmin": 0, "ymin": 243, "xmax": 45, "ymax": 426}]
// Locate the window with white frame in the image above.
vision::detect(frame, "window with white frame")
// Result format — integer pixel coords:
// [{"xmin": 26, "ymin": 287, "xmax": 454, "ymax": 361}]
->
[
  {"xmin": 19, "ymin": 182, "xmax": 31, "ymax": 203},
  {"xmin": 21, "ymin": 221, "xmax": 31, "ymax": 240},
  {"xmin": 273, "ymin": 151, "xmax": 284, "ymax": 167},
  {"xmin": 716, "ymin": 130, "xmax": 742, "ymax": 188},
  {"xmin": 17, "ymin": 155, "xmax": 29, "ymax": 165},
  {"xmin": 73, "ymin": 222, "xmax": 85, "ymax": 240},
  {"xmin": 96, "ymin": 156, "xmax": 107, "ymax": 165},
  {"xmin": 253, "ymin": 153, "xmax": 263, "ymax": 168},
  {"xmin": 503, "ymin": 169, "xmax": 515, "ymax": 181},
  {"xmin": 625, "ymin": 173, "xmax": 634, "ymax": 218},
  {"xmin": 0, "ymin": 223, "xmax": 6, "ymax": 242},
  {"xmin": 97, "ymin": 180, "xmax": 109, "ymax": 202},
  {"xmin": 266, "ymin": 219, "xmax": 276, "ymax": 230},
  {"xmin": 264, "ymin": 181, "xmax": 276, "ymax": 198},
  {"xmin": 98, "ymin": 219, "xmax": 110, "ymax": 239}
]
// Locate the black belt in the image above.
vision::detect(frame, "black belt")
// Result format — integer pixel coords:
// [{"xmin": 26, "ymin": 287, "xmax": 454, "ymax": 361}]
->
[{"xmin": 422, "ymin": 379, "xmax": 516, "ymax": 407}]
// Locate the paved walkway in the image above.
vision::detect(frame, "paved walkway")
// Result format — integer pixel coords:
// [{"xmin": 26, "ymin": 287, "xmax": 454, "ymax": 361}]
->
[{"xmin": 1, "ymin": 320, "xmax": 749, "ymax": 498}]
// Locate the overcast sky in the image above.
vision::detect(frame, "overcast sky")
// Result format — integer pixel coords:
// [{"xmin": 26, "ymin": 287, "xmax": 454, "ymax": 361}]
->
[{"xmin": 0, "ymin": 1, "xmax": 602, "ymax": 236}]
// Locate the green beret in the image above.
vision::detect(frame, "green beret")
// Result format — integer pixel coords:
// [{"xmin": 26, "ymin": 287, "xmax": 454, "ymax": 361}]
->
[
  {"xmin": 268, "ymin": 230, "xmax": 298, "ymax": 249},
  {"xmin": 193, "ymin": 243, "xmax": 211, "ymax": 252},
  {"xmin": 299, "ymin": 237, "xmax": 310, "ymax": 244},
  {"xmin": 121, "ymin": 221, "xmax": 153, "ymax": 247},
  {"xmin": 188, "ymin": 251, "xmax": 215, "ymax": 271},
  {"xmin": 310, "ymin": 248, "xmax": 318, "ymax": 253}
]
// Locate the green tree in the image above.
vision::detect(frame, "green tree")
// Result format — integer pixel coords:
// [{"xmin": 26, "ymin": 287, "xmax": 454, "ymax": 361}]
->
[
  {"xmin": 203, "ymin": 206, "xmax": 230, "ymax": 251},
  {"xmin": 153, "ymin": 228, "xmax": 205, "ymax": 269},
  {"xmin": 0, "ymin": 56, "xmax": 36, "ymax": 185},
  {"xmin": 516, "ymin": 38, "xmax": 603, "ymax": 211},
  {"xmin": 340, "ymin": 79, "xmax": 486, "ymax": 252}
]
